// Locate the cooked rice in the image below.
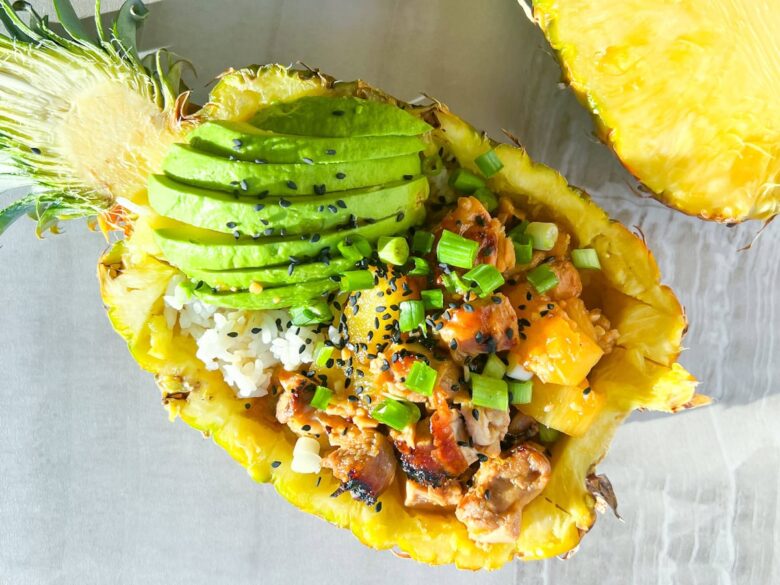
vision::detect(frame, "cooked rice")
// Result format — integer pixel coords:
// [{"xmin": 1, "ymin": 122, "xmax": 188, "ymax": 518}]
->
[{"xmin": 163, "ymin": 276, "xmax": 324, "ymax": 398}]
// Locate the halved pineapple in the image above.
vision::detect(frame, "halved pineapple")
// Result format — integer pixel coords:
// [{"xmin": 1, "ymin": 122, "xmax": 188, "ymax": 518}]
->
[
  {"xmin": 530, "ymin": 0, "xmax": 780, "ymax": 222},
  {"xmin": 1, "ymin": 0, "xmax": 705, "ymax": 569}
]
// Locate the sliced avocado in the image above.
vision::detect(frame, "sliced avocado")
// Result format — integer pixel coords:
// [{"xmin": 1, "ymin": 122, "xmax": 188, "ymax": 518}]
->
[
  {"xmin": 154, "ymin": 205, "xmax": 425, "ymax": 271},
  {"xmin": 187, "ymin": 256, "xmax": 356, "ymax": 290},
  {"xmin": 193, "ymin": 278, "xmax": 338, "ymax": 310},
  {"xmin": 147, "ymin": 174, "xmax": 429, "ymax": 236},
  {"xmin": 163, "ymin": 144, "xmax": 421, "ymax": 196},
  {"xmin": 189, "ymin": 121, "xmax": 426, "ymax": 164},
  {"xmin": 251, "ymin": 96, "xmax": 431, "ymax": 138}
]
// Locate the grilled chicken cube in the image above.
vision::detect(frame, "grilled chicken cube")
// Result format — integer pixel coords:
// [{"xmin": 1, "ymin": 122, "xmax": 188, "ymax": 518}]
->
[
  {"xmin": 435, "ymin": 294, "xmax": 518, "ymax": 358},
  {"xmin": 455, "ymin": 444, "xmax": 551, "ymax": 544},
  {"xmin": 462, "ymin": 405, "xmax": 510, "ymax": 457},
  {"xmin": 404, "ymin": 479, "xmax": 463, "ymax": 511},
  {"xmin": 436, "ymin": 196, "xmax": 515, "ymax": 272},
  {"xmin": 322, "ymin": 428, "xmax": 396, "ymax": 506}
]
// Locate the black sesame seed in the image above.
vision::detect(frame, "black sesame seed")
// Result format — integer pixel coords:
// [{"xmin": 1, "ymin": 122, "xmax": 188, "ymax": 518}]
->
[
  {"xmin": 375, "ymin": 502, "xmax": 382, "ymax": 513},
  {"xmin": 463, "ymin": 303, "xmax": 474, "ymax": 312},
  {"xmin": 396, "ymin": 211, "xmax": 405, "ymax": 222},
  {"xmin": 302, "ymin": 157, "xmax": 314, "ymax": 165},
  {"xmin": 240, "ymin": 179, "xmax": 249, "ymax": 191},
  {"xmin": 227, "ymin": 332, "xmax": 238, "ymax": 338},
  {"xmin": 583, "ymin": 386, "xmax": 592, "ymax": 395},
  {"xmin": 244, "ymin": 403, "xmax": 251, "ymax": 409},
  {"xmin": 403, "ymin": 174, "xmax": 413, "ymax": 180},
  {"xmin": 336, "ymin": 199, "xmax": 347, "ymax": 209},
  {"xmin": 271, "ymin": 460, "xmax": 281, "ymax": 468},
  {"xmin": 233, "ymin": 230, "xmax": 241, "ymax": 239},
  {"xmin": 491, "ymin": 296, "xmax": 502, "ymax": 304},
  {"xmin": 232, "ymin": 138, "xmax": 243, "ymax": 149},
  {"xmin": 251, "ymin": 327, "xmax": 261, "ymax": 334},
  {"xmin": 332, "ymin": 110, "xmax": 345, "ymax": 116},
  {"xmin": 263, "ymin": 228, "xmax": 274, "ymax": 236},
  {"xmin": 254, "ymin": 203, "xmax": 265, "ymax": 211},
  {"xmin": 301, "ymin": 424, "xmax": 311, "ymax": 431},
  {"xmin": 314, "ymin": 184, "xmax": 327, "ymax": 196},
  {"xmin": 325, "ymin": 149, "xmax": 336, "ymax": 155},
  {"xmin": 450, "ymin": 339, "xmax": 458, "ymax": 350},
  {"xmin": 30, "ymin": 147, "xmax": 41, "ymax": 155},
  {"xmin": 327, "ymin": 204, "xmax": 338, "ymax": 213},
  {"xmin": 254, "ymin": 158, "xmax": 267, "ymax": 164},
  {"xmin": 472, "ymin": 408, "xmax": 480, "ymax": 421},
  {"xmin": 335, "ymin": 172, "xmax": 346, "ymax": 179},
  {"xmin": 286, "ymin": 180, "xmax": 298, "ymax": 190},
  {"xmin": 311, "ymin": 234, "xmax": 321, "ymax": 243},
  {"xmin": 226, "ymin": 221, "xmax": 237, "ymax": 228},
  {"xmin": 279, "ymin": 198, "xmax": 291, "ymax": 208}
]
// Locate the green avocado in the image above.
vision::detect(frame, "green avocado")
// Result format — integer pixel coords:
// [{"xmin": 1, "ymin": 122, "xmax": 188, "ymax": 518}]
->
[
  {"xmin": 163, "ymin": 144, "xmax": 421, "ymax": 196},
  {"xmin": 251, "ymin": 96, "xmax": 431, "ymax": 137},
  {"xmin": 147, "ymin": 174, "xmax": 429, "ymax": 236},
  {"xmin": 187, "ymin": 257, "xmax": 357, "ymax": 290},
  {"xmin": 192, "ymin": 278, "xmax": 338, "ymax": 310},
  {"xmin": 188, "ymin": 121, "xmax": 426, "ymax": 164},
  {"xmin": 153, "ymin": 205, "xmax": 425, "ymax": 272}
]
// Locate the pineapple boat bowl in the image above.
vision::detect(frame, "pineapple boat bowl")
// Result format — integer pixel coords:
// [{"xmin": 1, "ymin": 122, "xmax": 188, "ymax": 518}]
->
[{"xmin": 0, "ymin": 1, "xmax": 707, "ymax": 569}]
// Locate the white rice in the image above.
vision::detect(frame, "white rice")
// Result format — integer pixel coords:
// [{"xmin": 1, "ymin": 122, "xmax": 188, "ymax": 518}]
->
[{"xmin": 163, "ymin": 276, "xmax": 324, "ymax": 398}]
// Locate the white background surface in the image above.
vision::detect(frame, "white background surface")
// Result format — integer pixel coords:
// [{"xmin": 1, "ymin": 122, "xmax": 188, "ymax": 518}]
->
[{"xmin": 2, "ymin": 1, "xmax": 778, "ymax": 584}]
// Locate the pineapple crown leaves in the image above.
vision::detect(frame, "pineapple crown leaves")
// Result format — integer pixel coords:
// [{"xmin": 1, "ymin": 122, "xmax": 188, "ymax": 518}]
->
[{"xmin": 0, "ymin": 0, "xmax": 191, "ymax": 237}]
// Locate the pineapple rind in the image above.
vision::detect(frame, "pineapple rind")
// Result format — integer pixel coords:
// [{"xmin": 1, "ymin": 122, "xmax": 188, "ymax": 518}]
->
[
  {"xmin": 532, "ymin": 0, "xmax": 780, "ymax": 222},
  {"xmin": 98, "ymin": 66, "xmax": 702, "ymax": 568}
]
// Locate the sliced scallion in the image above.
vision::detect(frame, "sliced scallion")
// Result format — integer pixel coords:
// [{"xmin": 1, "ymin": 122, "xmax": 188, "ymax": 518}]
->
[
  {"xmin": 408, "ymin": 256, "xmax": 430, "ymax": 276},
  {"xmin": 313, "ymin": 342, "xmax": 334, "ymax": 368},
  {"xmin": 290, "ymin": 300, "xmax": 332, "ymax": 325},
  {"xmin": 513, "ymin": 235, "xmax": 534, "ymax": 265},
  {"xmin": 437, "ymin": 229, "xmax": 478, "ymax": 269},
  {"xmin": 377, "ymin": 236, "xmax": 409, "ymax": 266},
  {"xmin": 482, "ymin": 354, "xmax": 507, "ymax": 379},
  {"xmin": 475, "ymin": 149, "xmax": 504, "ymax": 178},
  {"xmin": 508, "ymin": 380, "xmax": 533, "ymax": 404},
  {"xmin": 399, "ymin": 300, "xmax": 425, "ymax": 332},
  {"xmin": 470, "ymin": 373, "xmax": 509, "ymax": 411},
  {"xmin": 310, "ymin": 386, "xmax": 333, "ymax": 410},
  {"xmin": 340, "ymin": 270, "xmax": 374, "ymax": 292},
  {"xmin": 472, "ymin": 187, "xmax": 498, "ymax": 212},
  {"xmin": 337, "ymin": 236, "xmax": 372, "ymax": 262},
  {"xmin": 405, "ymin": 361, "xmax": 437, "ymax": 396},
  {"xmin": 448, "ymin": 168, "xmax": 485, "ymax": 194},
  {"xmin": 441, "ymin": 271, "xmax": 469, "ymax": 294},
  {"xmin": 411, "ymin": 230, "xmax": 435, "ymax": 254},
  {"xmin": 526, "ymin": 222, "xmax": 559, "ymax": 251},
  {"xmin": 421, "ymin": 289, "xmax": 444, "ymax": 310},
  {"xmin": 571, "ymin": 248, "xmax": 601, "ymax": 270},
  {"xmin": 526, "ymin": 264, "xmax": 559, "ymax": 294},
  {"xmin": 371, "ymin": 398, "xmax": 421, "ymax": 431},
  {"xmin": 463, "ymin": 264, "xmax": 505, "ymax": 296}
]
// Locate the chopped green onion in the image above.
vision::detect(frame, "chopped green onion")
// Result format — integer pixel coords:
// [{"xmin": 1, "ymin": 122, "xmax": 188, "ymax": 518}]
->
[
  {"xmin": 571, "ymin": 248, "xmax": 601, "ymax": 270},
  {"xmin": 412, "ymin": 230, "xmax": 435, "ymax": 254},
  {"xmin": 313, "ymin": 342, "xmax": 334, "ymax": 368},
  {"xmin": 482, "ymin": 354, "xmax": 507, "ymax": 379},
  {"xmin": 526, "ymin": 264, "xmax": 559, "ymax": 294},
  {"xmin": 337, "ymin": 236, "xmax": 372, "ymax": 262},
  {"xmin": 408, "ymin": 256, "xmax": 430, "ymax": 276},
  {"xmin": 422, "ymin": 154, "xmax": 444, "ymax": 176},
  {"xmin": 526, "ymin": 222, "xmax": 558, "ymax": 251},
  {"xmin": 513, "ymin": 236, "xmax": 534, "ymax": 265},
  {"xmin": 472, "ymin": 187, "xmax": 498, "ymax": 212},
  {"xmin": 377, "ymin": 236, "xmax": 410, "ymax": 266},
  {"xmin": 508, "ymin": 380, "xmax": 533, "ymax": 404},
  {"xmin": 371, "ymin": 398, "xmax": 421, "ymax": 431},
  {"xmin": 437, "ymin": 229, "xmax": 479, "ymax": 269},
  {"xmin": 421, "ymin": 289, "xmax": 444, "ymax": 310},
  {"xmin": 448, "ymin": 168, "xmax": 486, "ymax": 194},
  {"xmin": 441, "ymin": 271, "xmax": 469, "ymax": 294},
  {"xmin": 290, "ymin": 300, "xmax": 333, "ymax": 325},
  {"xmin": 538, "ymin": 424, "xmax": 560, "ymax": 443},
  {"xmin": 507, "ymin": 220, "xmax": 529, "ymax": 241},
  {"xmin": 470, "ymin": 373, "xmax": 509, "ymax": 411},
  {"xmin": 463, "ymin": 264, "xmax": 505, "ymax": 296},
  {"xmin": 340, "ymin": 270, "xmax": 375, "ymax": 292},
  {"xmin": 310, "ymin": 386, "xmax": 333, "ymax": 410},
  {"xmin": 399, "ymin": 300, "xmax": 425, "ymax": 332},
  {"xmin": 475, "ymin": 149, "xmax": 504, "ymax": 178},
  {"xmin": 405, "ymin": 361, "xmax": 437, "ymax": 396}
]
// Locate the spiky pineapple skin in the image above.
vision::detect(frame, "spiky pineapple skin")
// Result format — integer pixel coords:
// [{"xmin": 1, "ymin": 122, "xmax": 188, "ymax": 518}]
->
[{"xmin": 97, "ymin": 65, "xmax": 703, "ymax": 568}]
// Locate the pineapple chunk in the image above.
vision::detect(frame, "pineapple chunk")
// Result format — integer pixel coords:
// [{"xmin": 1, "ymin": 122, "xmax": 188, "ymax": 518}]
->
[
  {"xmin": 509, "ymin": 312, "xmax": 603, "ymax": 386},
  {"xmin": 518, "ymin": 379, "xmax": 605, "ymax": 437}
]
